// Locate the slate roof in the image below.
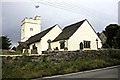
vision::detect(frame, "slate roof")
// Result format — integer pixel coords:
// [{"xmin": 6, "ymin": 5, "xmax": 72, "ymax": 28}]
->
[
  {"xmin": 26, "ymin": 25, "xmax": 56, "ymax": 45},
  {"xmin": 53, "ymin": 19, "xmax": 86, "ymax": 42}
]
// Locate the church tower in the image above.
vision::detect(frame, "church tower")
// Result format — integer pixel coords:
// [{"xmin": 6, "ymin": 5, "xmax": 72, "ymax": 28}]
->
[{"xmin": 21, "ymin": 16, "xmax": 41, "ymax": 42}]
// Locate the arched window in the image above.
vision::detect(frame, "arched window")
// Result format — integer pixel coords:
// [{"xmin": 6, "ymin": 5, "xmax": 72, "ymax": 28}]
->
[
  {"xmin": 80, "ymin": 42, "xmax": 83, "ymax": 49},
  {"xmin": 60, "ymin": 40, "xmax": 65, "ymax": 49}
]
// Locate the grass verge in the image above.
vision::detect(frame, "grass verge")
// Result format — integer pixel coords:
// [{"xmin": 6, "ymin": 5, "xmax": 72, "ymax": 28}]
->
[{"xmin": 2, "ymin": 56, "xmax": 120, "ymax": 79}]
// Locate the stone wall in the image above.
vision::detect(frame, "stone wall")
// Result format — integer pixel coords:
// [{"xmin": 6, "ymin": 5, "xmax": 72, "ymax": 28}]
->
[{"xmin": 2, "ymin": 49, "xmax": 120, "ymax": 63}]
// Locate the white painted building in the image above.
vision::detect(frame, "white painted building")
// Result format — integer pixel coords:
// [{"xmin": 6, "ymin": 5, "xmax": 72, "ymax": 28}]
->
[
  {"xmin": 21, "ymin": 16, "xmax": 41, "ymax": 42},
  {"xmin": 20, "ymin": 16, "xmax": 102, "ymax": 54},
  {"xmin": 52, "ymin": 19, "xmax": 102, "ymax": 51},
  {"xmin": 25, "ymin": 24, "xmax": 62, "ymax": 54}
]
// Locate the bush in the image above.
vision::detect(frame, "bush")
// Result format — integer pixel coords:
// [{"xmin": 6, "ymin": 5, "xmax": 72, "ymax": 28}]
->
[{"xmin": 109, "ymin": 49, "xmax": 120, "ymax": 59}]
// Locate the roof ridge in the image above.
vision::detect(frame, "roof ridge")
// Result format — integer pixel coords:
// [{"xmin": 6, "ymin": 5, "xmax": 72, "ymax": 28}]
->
[
  {"xmin": 31, "ymin": 24, "xmax": 57, "ymax": 37},
  {"xmin": 53, "ymin": 19, "xmax": 86, "ymax": 42},
  {"xmin": 63, "ymin": 19, "xmax": 86, "ymax": 29},
  {"xmin": 26, "ymin": 25, "xmax": 56, "ymax": 44}
]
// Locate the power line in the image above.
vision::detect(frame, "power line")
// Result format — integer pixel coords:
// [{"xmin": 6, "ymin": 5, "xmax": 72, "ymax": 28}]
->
[
  {"xmin": 36, "ymin": 0, "xmax": 96, "ymax": 17},
  {"xmin": 31, "ymin": 0, "xmax": 117, "ymax": 24}
]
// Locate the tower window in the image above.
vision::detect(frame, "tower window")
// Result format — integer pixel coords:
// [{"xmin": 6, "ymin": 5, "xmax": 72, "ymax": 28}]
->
[{"xmin": 30, "ymin": 28, "xmax": 33, "ymax": 31}]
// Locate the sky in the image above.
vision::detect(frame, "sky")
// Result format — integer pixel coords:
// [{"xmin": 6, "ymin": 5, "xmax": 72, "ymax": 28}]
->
[{"xmin": 0, "ymin": 0, "xmax": 119, "ymax": 47}]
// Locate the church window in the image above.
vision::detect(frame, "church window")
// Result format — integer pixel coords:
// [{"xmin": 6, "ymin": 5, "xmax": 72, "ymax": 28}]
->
[
  {"xmin": 30, "ymin": 28, "xmax": 33, "ymax": 31},
  {"xmin": 80, "ymin": 42, "xmax": 83, "ymax": 49},
  {"xmin": 84, "ymin": 41, "xmax": 91, "ymax": 48},
  {"xmin": 60, "ymin": 40, "xmax": 65, "ymax": 49}
]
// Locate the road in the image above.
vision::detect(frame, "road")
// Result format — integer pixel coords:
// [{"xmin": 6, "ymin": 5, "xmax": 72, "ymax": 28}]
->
[{"xmin": 32, "ymin": 66, "xmax": 120, "ymax": 80}]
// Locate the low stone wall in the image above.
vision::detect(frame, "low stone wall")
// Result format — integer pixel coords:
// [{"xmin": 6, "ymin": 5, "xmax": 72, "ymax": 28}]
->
[
  {"xmin": 2, "ymin": 49, "xmax": 120, "ymax": 63},
  {"xmin": 47, "ymin": 50, "xmax": 109, "ymax": 61}
]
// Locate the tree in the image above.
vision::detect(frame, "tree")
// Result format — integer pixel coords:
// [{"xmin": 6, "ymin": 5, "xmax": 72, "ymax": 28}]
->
[
  {"xmin": 0, "ymin": 36, "xmax": 12, "ymax": 50},
  {"xmin": 105, "ymin": 24, "xmax": 119, "ymax": 48},
  {"xmin": 116, "ymin": 28, "xmax": 120, "ymax": 48}
]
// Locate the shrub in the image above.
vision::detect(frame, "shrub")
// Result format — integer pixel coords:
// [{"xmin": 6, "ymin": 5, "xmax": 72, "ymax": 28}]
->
[{"xmin": 109, "ymin": 49, "xmax": 120, "ymax": 59}]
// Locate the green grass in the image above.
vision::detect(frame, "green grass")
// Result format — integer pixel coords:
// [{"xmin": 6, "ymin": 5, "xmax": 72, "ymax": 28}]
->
[
  {"xmin": 2, "ymin": 49, "xmax": 120, "ymax": 79},
  {"xmin": 2, "ymin": 56, "xmax": 120, "ymax": 79},
  {"xmin": 1, "ymin": 52, "xmax": 22, "ymax": 55}
]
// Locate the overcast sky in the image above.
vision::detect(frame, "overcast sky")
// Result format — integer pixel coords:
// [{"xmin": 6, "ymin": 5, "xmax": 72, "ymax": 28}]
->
[{"xmin": 1, "ymin": 0, "xmax": 119, "ymax": 47}]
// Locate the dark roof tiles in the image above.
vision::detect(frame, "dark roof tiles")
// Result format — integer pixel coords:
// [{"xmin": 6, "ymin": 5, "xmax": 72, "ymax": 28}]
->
[
  {"xmin": 26, "ymin": 25, "xmax": 56, "ymax": 44},
  {"xmin": 53, "ymin": 19, "xmax": 86, "ymax": 42}
]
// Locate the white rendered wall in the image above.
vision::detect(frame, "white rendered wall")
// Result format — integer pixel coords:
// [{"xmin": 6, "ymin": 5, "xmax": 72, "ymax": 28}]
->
[
  {"xmin": 29, "ymin": 41, "xmax": 41, "ymax": 54},
  {"xmin": 51, "ymin": 41, "xmax": 60, "ymax": 50},
  {"xmin": 28, "ymin": 25, "xmax": 62, "ymax": 54},
  {"xmin": 52, "ymin": 40, "xmax": 68, "ymax": 51},
  {"xmin": 68, "ymin": 20, "xmax": 102, "ymax": 51},
  {"xmin": 52, "ymin": 20, "xmax": 102, "ymax": 51},
  {"xmin": 41, "ymin": 25, "xmax": 62, "ymax": 53},
  {"xmin": 21, "ymin": 16, "xmax": 41, "ymax": 42}
]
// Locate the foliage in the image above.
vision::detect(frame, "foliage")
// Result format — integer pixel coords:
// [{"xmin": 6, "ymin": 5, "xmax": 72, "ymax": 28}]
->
[
  {"xmin": 2, "ymin": 50, "xmax": 120, "ymax": 79},
  {"xmin": 109, "ymin": 49, "xmax": 120, "ymax": 59},
  {"xmin": 102, "ymin": 43, "xmax": 109, "ymax": 48},
  {"xmin": 2, "ymin": 57, "xmax": 120, "ymax": 79},
  {"xmin": 116, "ymin": 28, "xmax": 120, "ymax": 48},
  {"xmin": 103, "ymin": 24, "xmax": 120, "ymax": 48},
  {"xmin": 0, "ymin": 36, "xmax": 12, "ymax": 50}
]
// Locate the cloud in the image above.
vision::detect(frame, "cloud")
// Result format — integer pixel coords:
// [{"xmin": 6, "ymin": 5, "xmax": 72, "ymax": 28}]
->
[{"xmin": 1, "ymin": 1, "xmax": 118, "ymax": 47}]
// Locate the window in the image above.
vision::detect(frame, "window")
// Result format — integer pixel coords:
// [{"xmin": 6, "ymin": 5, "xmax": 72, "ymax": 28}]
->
[
  {"xmin": 84, "ymin": 41, "xmax": 91, "ymax": 48},
  {"xmin": 30, "ymin": 28, "xmax": 33, "ymax": 31},
  {"xmin": 80, "ymin": 42, "xmax": 83, "ymax": 49},
  {"xmin": 60, "ymin": 41, "xmax": 65, "ymax": 49}
]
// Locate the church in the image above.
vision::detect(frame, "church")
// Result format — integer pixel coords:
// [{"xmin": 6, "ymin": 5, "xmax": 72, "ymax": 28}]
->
[{"xmin": 20, "ymin": 16, "xmax": 102, "ymax": 55}]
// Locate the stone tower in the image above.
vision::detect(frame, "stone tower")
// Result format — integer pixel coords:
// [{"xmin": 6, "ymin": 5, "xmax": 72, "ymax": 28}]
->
[{"xmin": 21, "ymin": 16, "xmax": 41, "ymax": 42}]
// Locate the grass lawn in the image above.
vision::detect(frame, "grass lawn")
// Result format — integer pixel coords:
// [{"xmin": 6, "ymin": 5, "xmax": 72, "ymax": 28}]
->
[
  {"xmin": 2, "ymin": 55, "xmax": 120, "ymax": 79},
  {"xmin": 0, "ymin": 52, "xmax": 22, "ymax": 55}
]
